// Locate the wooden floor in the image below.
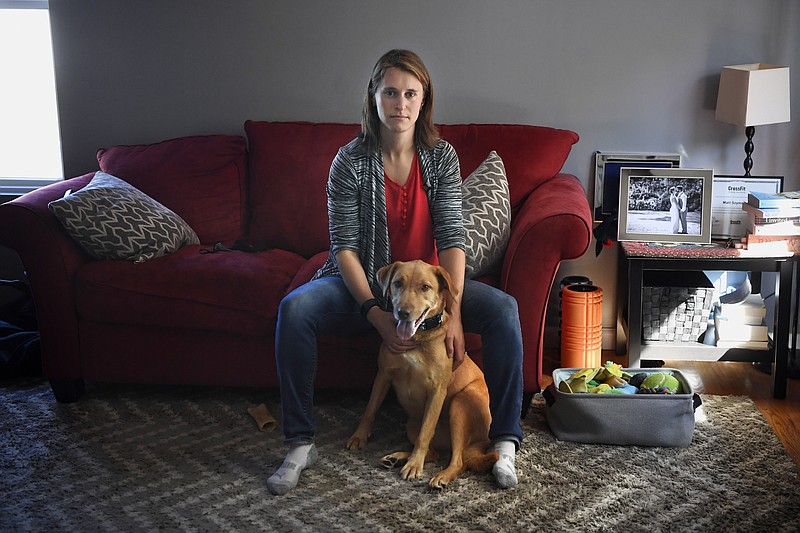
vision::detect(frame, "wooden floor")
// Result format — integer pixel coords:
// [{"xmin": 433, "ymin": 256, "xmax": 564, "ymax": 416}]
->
[{"xmin": 541, "ymin": 353, "xmax": 800, "ymax": 467}]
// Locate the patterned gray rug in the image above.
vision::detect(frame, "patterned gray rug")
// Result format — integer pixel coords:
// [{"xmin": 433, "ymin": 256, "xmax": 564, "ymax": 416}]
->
[{"xmin": 2, "ymin": 379, "xmax": 799, "ymax": 532}]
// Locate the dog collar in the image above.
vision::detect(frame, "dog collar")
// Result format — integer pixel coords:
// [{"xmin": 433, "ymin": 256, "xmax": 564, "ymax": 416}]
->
[{"xmin": 418, "ymin": 310, "xmax": 445, "ymax": 331}]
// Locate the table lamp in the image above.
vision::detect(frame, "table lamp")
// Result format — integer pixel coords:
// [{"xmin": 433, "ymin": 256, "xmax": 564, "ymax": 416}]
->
[{"xmin": 715, "ymin": 63, "xmax": 791, "ymax": 176}]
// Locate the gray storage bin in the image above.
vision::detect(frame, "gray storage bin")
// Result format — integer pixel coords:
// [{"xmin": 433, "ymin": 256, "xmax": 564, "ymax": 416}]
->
[{"xmin": 543, "ymin": 367, "xmax": 702, "ymax": 447}]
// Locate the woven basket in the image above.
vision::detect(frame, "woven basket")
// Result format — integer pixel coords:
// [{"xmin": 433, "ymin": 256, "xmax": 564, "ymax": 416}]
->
[{"xmin": 642, "ymin": 286, "xmax": 715, "ymax": 342}]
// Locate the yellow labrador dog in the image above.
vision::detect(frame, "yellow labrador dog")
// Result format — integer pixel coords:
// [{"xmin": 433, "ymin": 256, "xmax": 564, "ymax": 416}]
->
[{"xmin": 346, "ymin": 260, "xmax": 498, "ymax": 489}]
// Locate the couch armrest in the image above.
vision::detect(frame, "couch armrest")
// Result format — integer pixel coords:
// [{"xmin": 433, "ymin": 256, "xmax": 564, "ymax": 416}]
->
[
  {"xmin": 501, "ymin": 173, "xmax": 592, "ymax": 392},
  {"xmin": 0, "ymin": 174, "xmax": 94, "ymax": 380}
]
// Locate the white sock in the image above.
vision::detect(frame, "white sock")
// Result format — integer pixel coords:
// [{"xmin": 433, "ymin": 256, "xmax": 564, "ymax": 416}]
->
[
  {"xmin": 267, "ymin": 443, "xmax": 318, "ymax": 496},
  {"xmin": 492, "ymin": 440, "xmax": 518, "ymax": 489}
]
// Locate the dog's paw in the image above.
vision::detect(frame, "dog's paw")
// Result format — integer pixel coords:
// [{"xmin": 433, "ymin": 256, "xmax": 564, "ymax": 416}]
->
[
  {"xmin": 400, "ymin": 460, "xmax": 425, "ymax": 481},
  {"xmin": 346, "ymin": 434, "xmax": 368, "ymax": 450},
  {"xmin": 381, "ymin": 452, "xmax": 409, "ymax": 469},
  {"xmin": 429, "ymin": 469, "xmax": 455, "ymax": 490},
  {"xmin": 429, "ymin": 477, "xmax": 448, "ymax": 490},
  {"xmin": 381, "ymin": 456, "xmax": 400, "ymax": 469}
]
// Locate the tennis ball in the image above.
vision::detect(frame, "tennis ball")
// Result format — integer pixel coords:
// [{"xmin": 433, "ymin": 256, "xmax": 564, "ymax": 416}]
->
[{"xmin": 641, "ymin": 373, "xmax": 681, "ymax": 394}]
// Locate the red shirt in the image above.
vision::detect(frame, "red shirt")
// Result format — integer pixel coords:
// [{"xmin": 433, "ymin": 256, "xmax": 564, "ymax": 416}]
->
[{"xmin": 385, "ymin": 154, "xmax": 438, "ymax": 265}]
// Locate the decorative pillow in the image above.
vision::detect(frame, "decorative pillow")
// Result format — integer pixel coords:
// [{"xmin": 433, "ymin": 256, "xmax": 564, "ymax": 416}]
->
[
  {"xmin": 48, "ymin": 171, "xmax": 200, "ymax": 261},
  {"xmin": 462, "ymin": 151, "xmax": 511, "ymax": 278}
]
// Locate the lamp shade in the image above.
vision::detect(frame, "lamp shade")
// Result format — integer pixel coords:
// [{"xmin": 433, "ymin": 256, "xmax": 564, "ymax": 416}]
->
[{"xmin": 715, "ymin": 64, "xmax": 791, "ymax": 127}]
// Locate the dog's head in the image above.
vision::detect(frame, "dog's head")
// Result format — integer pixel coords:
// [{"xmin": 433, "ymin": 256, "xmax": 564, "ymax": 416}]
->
[{"xmin": 376, "ymin": 260, "xmax": 453, "ymax": 341}]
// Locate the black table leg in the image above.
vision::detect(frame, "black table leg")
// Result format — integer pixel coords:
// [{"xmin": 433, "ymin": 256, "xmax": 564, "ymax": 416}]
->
[
  {"xmin": 627, "ymin": 258, "xmax": 643, "ymax": 368},
  {"xmin": 772, "ymin": 260, "xmax": 792, "ymax": 398}
]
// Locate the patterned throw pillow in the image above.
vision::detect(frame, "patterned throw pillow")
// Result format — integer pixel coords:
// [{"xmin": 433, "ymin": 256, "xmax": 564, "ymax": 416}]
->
[
  {"xmin": 462, "ymin": 151, "xmax": 511, "ymax": 278},
  {"xmin": 48, "ymin": 172, "xmax": 200, "ymax": 261}
]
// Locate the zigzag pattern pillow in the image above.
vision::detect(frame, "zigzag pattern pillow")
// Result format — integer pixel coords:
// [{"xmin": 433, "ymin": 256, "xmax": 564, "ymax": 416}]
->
[
  {"xmin": 462, "ymin": 151, "xmax": 511, "ymax": 278},
  {"xmin": 48, "ymin": 172, "xmax": 199, "ymax": 261}
]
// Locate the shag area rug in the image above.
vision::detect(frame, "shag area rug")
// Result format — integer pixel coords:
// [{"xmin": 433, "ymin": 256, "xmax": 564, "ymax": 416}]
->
[{"xmin": 2, "ymin": 379, "xmax": 800, "ymax": 532}]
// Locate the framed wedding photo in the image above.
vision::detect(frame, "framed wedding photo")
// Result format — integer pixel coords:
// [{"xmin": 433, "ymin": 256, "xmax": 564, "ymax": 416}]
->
[
  {"xmin": 617, "ymin": 167, "xmax": 714, "ymax": 244},
  {"xmin": 711, "ymin": 175, "xmax": 783, "ymax": 239}
]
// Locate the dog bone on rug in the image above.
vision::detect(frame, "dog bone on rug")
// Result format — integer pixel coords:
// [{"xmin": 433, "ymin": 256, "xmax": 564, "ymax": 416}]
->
[{"xmin": 247, "ymin": 403, "xmax": 278, "ymax": 431}]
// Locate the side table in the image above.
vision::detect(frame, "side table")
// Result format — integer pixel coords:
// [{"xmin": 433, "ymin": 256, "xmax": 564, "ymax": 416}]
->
[{"xmin": 619, "ymin": 241, "xmax": 793, "ymax": 399}]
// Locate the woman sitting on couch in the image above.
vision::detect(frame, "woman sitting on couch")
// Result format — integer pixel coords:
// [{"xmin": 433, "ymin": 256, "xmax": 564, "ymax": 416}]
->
[{"xmin": 267, "ymin": 49, "xmax": 524, "ymax": 495}]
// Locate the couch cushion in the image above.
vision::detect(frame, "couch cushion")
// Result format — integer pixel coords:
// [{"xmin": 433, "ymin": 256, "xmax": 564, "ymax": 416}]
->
[
  {"xmin": 439, "ymin": 124, "xmax": 579, "ymax": 208},
  {"xmin": 96, "ymin": 135, "xmax": 248, "ymax": 244},
  {"xmin": 75, "ymin": 245, "xmax": 307, "ymax": 335},
  {"xmin": 48, "ymin": 172, "xmax": 200, "ymax": 261},
  {"xmin": 286, "ymin": 250, "xmax": 329, "ymax": 294},
  {"xmin": 462, "ymin": 151, "xmax": 511, "ymax": 278},
  {"xmin": 245, "ymin": 121, "xmax": 361, "ymax": 258}
]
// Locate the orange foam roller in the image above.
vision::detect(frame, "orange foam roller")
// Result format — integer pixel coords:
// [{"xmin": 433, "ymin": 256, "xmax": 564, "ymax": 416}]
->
[{"xmin": 560, "ymin": 284, "xmax": 603, "ymax": 368}]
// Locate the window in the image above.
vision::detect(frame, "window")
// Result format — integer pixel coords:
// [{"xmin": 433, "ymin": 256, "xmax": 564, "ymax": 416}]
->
[{"xmin": 0, "ymin": 0, "xmax": 63, "ymax": 195}]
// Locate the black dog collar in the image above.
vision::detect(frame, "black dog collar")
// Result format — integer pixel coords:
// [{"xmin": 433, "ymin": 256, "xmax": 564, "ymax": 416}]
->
[{"xmin": 418, "ymin": 310, "xmax": 445, "ymax": 331}]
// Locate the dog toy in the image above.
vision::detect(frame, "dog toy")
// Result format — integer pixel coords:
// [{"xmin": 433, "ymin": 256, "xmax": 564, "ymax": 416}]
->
[
  {"xmin": 247, "ymin": 403, "xmax": 278, "ymax": 431},
  {"xmin": 557, "ymin": 363, "xmax": 682, "ymax": 395},
  {"xmin": 592, "ymin": 215, "xmax": 618, "ymax": 256},
  {"xmin": 558, "ymin": 362, "xmax": 632, "ymax": 394},
  {"xmin": 638, "ymin": 373, "xmax": 681, "ymax": 394}
]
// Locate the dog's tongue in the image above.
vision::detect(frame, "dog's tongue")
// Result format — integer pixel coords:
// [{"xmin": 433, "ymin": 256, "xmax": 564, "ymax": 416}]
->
[{"xmin": 396, "ymin": 320, "xmax": 417, "ymax": 341}]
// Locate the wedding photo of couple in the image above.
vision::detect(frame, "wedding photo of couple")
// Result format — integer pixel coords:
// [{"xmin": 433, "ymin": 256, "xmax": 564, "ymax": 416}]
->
[
  {"xmin": 667, "ymin": 185, "xmax": 689, "ymax": 234},
  {"xmin": 623, "ymin": 177, "xmax": 703, "ymax": 237}
]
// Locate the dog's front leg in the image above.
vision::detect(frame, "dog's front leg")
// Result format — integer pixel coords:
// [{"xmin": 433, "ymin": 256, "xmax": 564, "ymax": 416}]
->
[
  {"xmin": 346, "ymin": 370, "xmax": 392, "ymax": 450},
  {"xmin": 400, "ymin": 385, "xmax": 447, "ymax": 480}
]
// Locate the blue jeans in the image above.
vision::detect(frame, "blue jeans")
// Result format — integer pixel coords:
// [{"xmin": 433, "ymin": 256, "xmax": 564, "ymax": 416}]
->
[{"xmin": 275, "ymin": 276, "xmax": 523, "ymax": 449}]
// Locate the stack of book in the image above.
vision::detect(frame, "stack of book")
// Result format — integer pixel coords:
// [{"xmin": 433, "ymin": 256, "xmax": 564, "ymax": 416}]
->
[
  {"xmin": 742, "ymin": 191, "xmax": 800, "ymax": 253},
  {"xmin": 713, "ymin": 293, "xmax": 769, "ymax": 350}
]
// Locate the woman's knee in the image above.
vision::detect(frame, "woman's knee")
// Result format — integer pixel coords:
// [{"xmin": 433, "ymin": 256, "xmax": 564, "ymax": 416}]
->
[
  {"xmin": 481, "ymin": 289, "xmax": 519, "ymax": 324},
  {"xmin": 494, "ymin": 291, "xmax": 519, "ymax": 316},
  {"xmin": 277, "ymin": 288, "xmax": 311, "ymax": 323},
  {"xmin": 278, "ymin": 278, "xmax": 348, "ymax": 321},
  {"xmin": 463, "ymin": 287, "xmax": 521, "ymax": 341}
]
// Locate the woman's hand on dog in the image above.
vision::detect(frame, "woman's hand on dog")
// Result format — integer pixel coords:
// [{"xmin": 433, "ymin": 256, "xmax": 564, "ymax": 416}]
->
[
  {"xmin": 446, "ymin": 309, "xmax": 465, "ymax": 369},
  {"xmin": 368, "ymin": 308, "xmax": 417, "ymax": 354}
]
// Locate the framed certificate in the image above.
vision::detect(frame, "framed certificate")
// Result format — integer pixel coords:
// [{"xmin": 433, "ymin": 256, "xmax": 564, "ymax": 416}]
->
[{"xmin": 711, "ymin": 175, "xmax": 783, "ymax": 239}]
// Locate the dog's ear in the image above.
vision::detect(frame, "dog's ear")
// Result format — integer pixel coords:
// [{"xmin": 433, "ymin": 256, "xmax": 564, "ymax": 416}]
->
[
  {"xmin": 376, "ymin": 262, "xmax": 401, "ymax": 299},
  {"xmin": 434, "ymin": 266, "xmax": 456, "ymax": 297}
]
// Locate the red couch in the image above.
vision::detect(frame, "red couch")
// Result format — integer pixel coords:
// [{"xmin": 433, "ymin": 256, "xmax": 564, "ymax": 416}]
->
[{"xmin": 0, "ymin": 121, "xmax": 591, "ymax": 413}]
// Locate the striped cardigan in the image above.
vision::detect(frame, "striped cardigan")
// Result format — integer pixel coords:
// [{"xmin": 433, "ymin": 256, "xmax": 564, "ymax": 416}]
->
[{"xmin": 313, "ymin": 136, "xmax": 466, "ymax": 306}]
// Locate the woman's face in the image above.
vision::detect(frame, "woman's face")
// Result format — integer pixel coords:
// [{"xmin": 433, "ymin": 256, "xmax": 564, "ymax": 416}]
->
[{"xmin": 374, "ymin": 67, "xmax": 424, "ymax": 137}]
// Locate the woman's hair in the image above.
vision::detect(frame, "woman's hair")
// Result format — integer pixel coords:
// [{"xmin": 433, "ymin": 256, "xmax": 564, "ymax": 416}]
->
[{"xmin": 360, "ymin": 49, "xmax": 439, "ymax": 152}]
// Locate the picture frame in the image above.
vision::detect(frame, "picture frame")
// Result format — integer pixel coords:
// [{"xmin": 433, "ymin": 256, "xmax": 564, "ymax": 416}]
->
[
  {"xmin": 617, "ymin": 167, "xmax": 714, "ymax": 244},
  {"xmin": 711, "ymin": 175, "xmax": 784, "ymax": 239},
  {"xmin": 593, "ymin": 151, "xmax": 681, "ymax": 222}
]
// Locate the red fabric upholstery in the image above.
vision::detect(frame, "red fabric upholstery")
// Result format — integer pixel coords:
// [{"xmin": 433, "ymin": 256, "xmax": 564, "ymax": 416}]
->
[
  {"xmin": 438, "ymin": 124, "xmax": 579, "ymax": 207},
  {"xmin": 97, "ymin": 135, "xmax": 248, "ymax": 244},
  {"xmin": 245, "ymin": 121, "xmax": 360, "ymax": 257},
  {"xmin": 0, "ymin": 122, "xmax": 592, "ymax": 403},
  {"xmin": 501, "ymin": 173, "xmax": 594, "ymax": 387},
  {"xmin": 286, "ymin": 251, "xmax": 328, "ymax": 293},
  {"xmin": 76, "ymin": 246, "xmax": 307, "ymax": 335}
]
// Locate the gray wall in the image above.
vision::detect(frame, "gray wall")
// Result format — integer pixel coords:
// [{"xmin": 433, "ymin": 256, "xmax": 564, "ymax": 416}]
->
[{"xmin": 48, "ymin": 0, "xmax": 800, "ymax": 345}]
